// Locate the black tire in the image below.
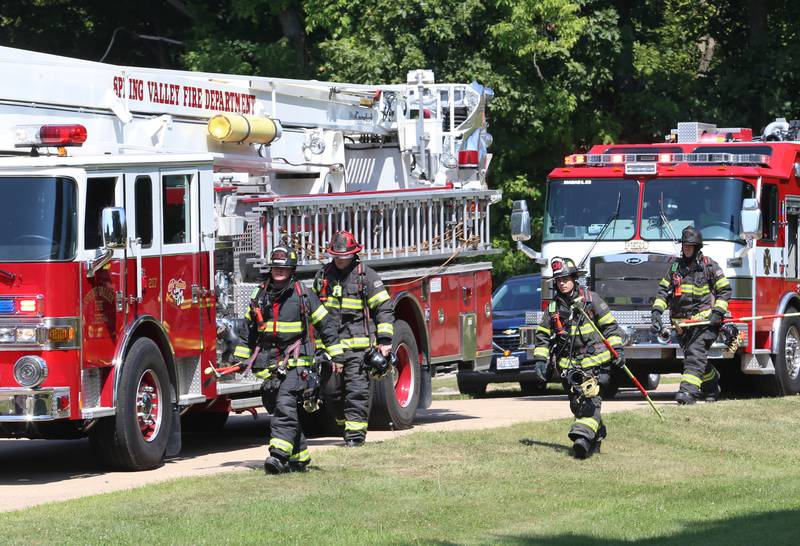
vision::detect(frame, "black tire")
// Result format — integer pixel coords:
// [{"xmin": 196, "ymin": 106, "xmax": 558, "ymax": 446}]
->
[
  {"xmin": 763, "ymin": 311, "xmax": 800, "ymax": 395},
  {"xmin": 370, "ymin": 320, "xmax": 421, "ymax": 430},
  {"xmin": 519, "ymin": 381, "xmax": 547, "ymax": 396},
  {"xmin": 181, "ymin": 411, "xmax": 229, "ymax": 435},
  {"xmin": 635, "ymin": 372, "xmax": 661, "ymax": 391},
  {"xmin": 90, "ymin": 338, "xmax": 172, "ymax": 471},
  {"xmin": 457, "ymin": 375, "xmax": 488, "ymax": 397}
]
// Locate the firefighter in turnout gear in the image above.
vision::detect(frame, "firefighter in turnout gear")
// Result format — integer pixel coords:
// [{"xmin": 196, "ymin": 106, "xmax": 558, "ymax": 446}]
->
[
  {"xmin": 531, "ymin": 257, "xmax": 626, "ymax": 459},
  {"xmin": 651, "ymin": 226, "xmax": 731, "ymax": 404},
  {"xmin": 234, "ymin": 246, "xmax": 345, "ymax": 474},
  {"xmin": 314, "ymin": 230, "xmax": 394, "ymax": 447}
]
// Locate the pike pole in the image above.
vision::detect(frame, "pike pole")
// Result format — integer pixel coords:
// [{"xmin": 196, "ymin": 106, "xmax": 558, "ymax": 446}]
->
[
  {"xmin": 573, "ymin": 303, "xmax": 666, "ymax": 422},
  {"xmin": 674, "ymin": 311, "xmax": 800, "ymax": 329}
]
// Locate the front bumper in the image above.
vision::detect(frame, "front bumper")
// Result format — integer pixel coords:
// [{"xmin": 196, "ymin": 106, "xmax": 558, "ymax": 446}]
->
[
  {"xmin": 457, "ymin": 350, "xmax": 540, "ymax": 385},
  {"xmin": 0, "ymin": 387, "xmax": 70, "ymax": 422}
]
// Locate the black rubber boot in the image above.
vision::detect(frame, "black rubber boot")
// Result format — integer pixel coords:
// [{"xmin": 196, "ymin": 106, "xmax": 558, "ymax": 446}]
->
[
  {"xmin": 572, "ymin": 438, "xmax": 592, "ymax": 460},
  {"xmin": 264, "ymin": 455, "xmax": 289, "ymax": 475},
  {"xmin": 676, "ymin": 391, "xmax": 698, "ymax": 405}
]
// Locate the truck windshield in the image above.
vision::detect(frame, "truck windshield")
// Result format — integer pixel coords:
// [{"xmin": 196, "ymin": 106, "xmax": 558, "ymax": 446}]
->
[
  {"xmin": 640, "ymin": 178, "xmax": 755, "ymax": 242},
  {"xmin": 0, "ymin": 177, "xmax": 78, "ymax": 261},
  {"xmin": 543, "ymin": 179, "xmax": 639, "ymax": 241}
]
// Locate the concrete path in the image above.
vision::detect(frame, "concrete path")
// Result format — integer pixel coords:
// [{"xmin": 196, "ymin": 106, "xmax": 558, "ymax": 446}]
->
[{"xmin": 0, "ymin": 384, "xmax": 677, "ymax": 512}]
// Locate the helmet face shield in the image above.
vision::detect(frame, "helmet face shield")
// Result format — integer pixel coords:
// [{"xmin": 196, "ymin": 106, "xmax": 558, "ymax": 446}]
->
[{"xmin": 268, "ymin": 246, "xmax": 298, "ymax": 268}]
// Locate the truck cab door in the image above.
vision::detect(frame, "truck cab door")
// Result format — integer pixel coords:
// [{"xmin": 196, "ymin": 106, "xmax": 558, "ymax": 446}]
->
[
  {"xmin": 124, "ymin": 171, "xmax": 161, "ymax": 322},
  {"xmin": 81, "ymin": 173, "xmax": 126, "ymax": 369}
]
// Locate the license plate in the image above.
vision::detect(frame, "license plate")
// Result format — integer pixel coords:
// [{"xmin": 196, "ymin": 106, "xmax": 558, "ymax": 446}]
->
[{"xmin": 496, "ymin": 355, "xmax": 519, "ymax": 370}]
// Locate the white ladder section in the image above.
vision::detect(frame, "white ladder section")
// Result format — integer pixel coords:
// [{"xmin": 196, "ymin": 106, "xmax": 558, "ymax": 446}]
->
[{"xmin": 233, "ymin": 188, "xmax": 500, "ymax": 270}]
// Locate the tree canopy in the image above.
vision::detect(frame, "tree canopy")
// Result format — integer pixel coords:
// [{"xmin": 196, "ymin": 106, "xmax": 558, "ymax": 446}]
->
[{"xmin": 3, "ymin": 0, "xmax": 799, "ymax": 280}]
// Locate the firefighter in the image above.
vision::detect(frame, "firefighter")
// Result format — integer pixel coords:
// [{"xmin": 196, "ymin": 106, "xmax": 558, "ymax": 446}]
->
[
  {"xmin": 235, "ymin": 246, "xmax": 345, "ymax": 474},
  {"xmin": 531, "ymin": 257, "xmax": 626, "ymax": 459},
  {"xmin": 650, "ymin": 226, "xmax": 731, "ymax": 404},
  {"xmin": 314, "ymin": 230, "xmax": 394, "ymax": 447}
]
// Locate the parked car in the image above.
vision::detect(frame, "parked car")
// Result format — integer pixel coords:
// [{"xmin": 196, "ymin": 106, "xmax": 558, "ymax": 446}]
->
[{"xmin": 457, "ymin": 274, "xmax": 545, "ymax": 396}]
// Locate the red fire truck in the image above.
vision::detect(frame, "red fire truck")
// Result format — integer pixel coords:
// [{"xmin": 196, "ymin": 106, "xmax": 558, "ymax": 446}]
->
[
  {"xmin": 0, "ymin": 47, "xmax": 499, "ymax": 470},
  {"xmin": 513, "ymin": 120, "xmax": 800, "ymax": 397}
]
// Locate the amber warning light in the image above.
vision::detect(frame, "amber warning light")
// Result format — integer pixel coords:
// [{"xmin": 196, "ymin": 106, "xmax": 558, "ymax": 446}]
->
[{"xmin": 14, "ymin": 124, "xmax": 88, "ymax": 148}]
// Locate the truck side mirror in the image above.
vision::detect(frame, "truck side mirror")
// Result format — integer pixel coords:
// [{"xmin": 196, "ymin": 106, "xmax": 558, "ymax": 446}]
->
[
  {"xmin": 511, "ymin": 200, "xmax": 531, "ymax": 242},
  {"xmin": 102, "ymin": 207, "xmax": 127, "ymax": 249},
  {"xmin": 740, "ymin": 198, "xmax": 762, "ymax": 240}
]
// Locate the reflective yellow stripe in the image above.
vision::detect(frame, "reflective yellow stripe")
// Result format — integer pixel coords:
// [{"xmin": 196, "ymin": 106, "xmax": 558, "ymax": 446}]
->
[
  {"xmin": 324, "ymin": 300, "xmax": 341, "ymax": 309},
  {"xmin": 597, "ymin": 313, "xmax": 615, "ymax": 326},
  {"xmin": 269, "ymin": 438, "xmax": 294, "ymax": 455},
  {"xmin": 533, "ymin": 346, "xmax": 550, "ymax": 358},
  {"xmin": 606, "ymin": 336, "xmax": 623, "ymax": 348},
  {"xmin": 702, "ymin": 369, "xmax": 718, "ymax": 382},
  {"xmin": 335, "ymin": 418, "xmax": 346, "ymax": 426},
  {"xmin": 691, "ymin": 308, "xmax": 712, "ymax": 320},
  {"xmin": 653, "ymin": 298, "xmax": 668, "ymax": 311},
  {"xmin": 244, "ymin": 310, "xmax": 251, "ymax": 320},
  {"xmin": 341, "ymin": 337, "xmax": 371, "ymax": 349},
  {"xmin": 310, "ymin": 306, "xmax": 329, "ymax": 324},
  {"xmin": 233, "ymin": 345, "xmax": 252, "ymax": 358},
  {"xmin": 326, "ymin": 344, "xmax": 344, "ymax": 357},
  {"xmin": 315, "ymin": 340, "xmax": 327, "ymax": 349},
  {"xmin": 289, "ymin": 448, "xmax": 310, "ymax": 462},
  {"xmin": 536, "ymin": 325, "xmax": 551, "ymax": 334},
  {"xmin": 257, "ymin": 321, "xmax": 303, "ymax": 333},
  {"xmin": 714, "ymin": 299, "xmax": 729, "ymax": 312},
  {"xmin": 658, "ymin": 278, "xmax": 670, "ymax": 288},
  {"xmin": 715, "ymin": 277, "xmax": 730, "ymax": 289},
  {"xmin": 341, "ymin": 297, "xmax": 363, "ymax": 310},
  {"xmin": 345, "ymin": 421, "xmax": 368, "ymax": 431},
  {"xmin": 376, "ymin": 323, "xmax": 394, "ymax": 335},
  {"xmin": 569, "ymin": 323, "xmax": 598, "ymax": 335},
  {"xmin": 680, "ymin": 284, "xmax": 711, "ymax": 295},
  {"xmin": 574, "ymin": 417, "xmax": 599, "ymax": 432},
  {"xmin": 254, "ymin": 368, "xmax": 272, "ymax": 380},
  {"xmin": 681, "ymin": 373, "xmax": 703, "ymax": 387},
  {"xmin": 368, "ymin": 290, "xmax": 390, "ymax": 308},
  {"xmin": 558, "ymin": 350, "xmax": 611, "ymax": 369},
  {"xmin": 286, "ymin": 356, "xmax": 313, "ymax": 368}
]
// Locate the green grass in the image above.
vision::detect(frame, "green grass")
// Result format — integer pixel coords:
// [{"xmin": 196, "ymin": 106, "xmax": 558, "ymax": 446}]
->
[{"xmin": 3, "ymin": 398, "xmax": 800, "ymax": 545}]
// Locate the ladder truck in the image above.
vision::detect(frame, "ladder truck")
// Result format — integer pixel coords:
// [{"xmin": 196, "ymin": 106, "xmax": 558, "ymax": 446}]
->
[{"xmin": 0, "ymin": 46, "xmax": 499, "ymax": 470}]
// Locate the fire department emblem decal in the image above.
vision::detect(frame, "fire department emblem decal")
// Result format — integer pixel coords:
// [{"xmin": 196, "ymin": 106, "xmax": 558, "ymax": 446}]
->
[
  {"xmin": 763, "ymin": 248, "xmax": 771, "ymax": 276},
  {"xmin": 167, "ymin": 278, "xmax": 187, "ymax": 307}
]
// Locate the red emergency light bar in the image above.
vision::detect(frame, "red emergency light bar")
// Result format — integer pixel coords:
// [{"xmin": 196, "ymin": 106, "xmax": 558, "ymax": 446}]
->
[
  {"xmin": 14, "ymin": 124, "xmax": 88, "ymax": 148},
  {"xmin": 564, "ymin": 152, "xmax": 770, "ymax": 167}
]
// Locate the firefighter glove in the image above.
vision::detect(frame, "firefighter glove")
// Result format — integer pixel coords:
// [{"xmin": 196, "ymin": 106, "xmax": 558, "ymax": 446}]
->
[
  {"xmin": 708, "ymin": 310, "xmax": 724, "ymax": 331},
  {"xmin": 532, "ymin": 359, "xmax": 548, "ymax": 383},
  {"xmin": 650, "ymin": 311, "xmax": 663, "ymax": 336},
  {"xmin": 612, "ymin": 350, "xmax": 626, "ymax": 369}
]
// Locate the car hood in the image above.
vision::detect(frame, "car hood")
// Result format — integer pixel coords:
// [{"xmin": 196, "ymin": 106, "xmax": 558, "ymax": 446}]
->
[{"xmin": 492, "ymin": 313, "xmax": 528, "ymax": 331}]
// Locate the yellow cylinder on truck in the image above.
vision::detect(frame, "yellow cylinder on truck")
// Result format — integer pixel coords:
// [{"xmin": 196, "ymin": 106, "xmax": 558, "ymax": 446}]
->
[{"xmin": 207, "ymin": 114, "xmax": 282, "ymax": 145}]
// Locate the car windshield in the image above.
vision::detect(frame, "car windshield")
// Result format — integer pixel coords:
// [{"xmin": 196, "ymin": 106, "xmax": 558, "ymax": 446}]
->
[
  {"xmin": 0, "ymin": 177, "xmax": 78, "ymax": 261},
  {"xmin": 544, "ymin": 179, "xmax": 639, "ymax": 241},
  {"xmin": 640, "ymin": 178, "xmax": 755, "ymax": 242},
  {"xmin": 492, "ymin": 279, "xmax": 541, "ymax": 312}
]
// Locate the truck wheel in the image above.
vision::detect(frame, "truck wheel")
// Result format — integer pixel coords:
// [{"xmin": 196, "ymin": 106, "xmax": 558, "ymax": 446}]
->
[
  {"xmin": 635, "ymin": 372, "xmax": 661, "ymax": 391},
  {"xmin": 457, "ymin": 375, "xmax": 487, "ymax": 397},
  {"xmin": 370, "ymin": 320, "xmax": 421, "ymax": 430},
  {"xmin": 770, "ymin": 312, "xmax": 800, "ymax": 395},
  {"xmin": 90, "ymin": 338, "xmax": 172, "ymax": 470}
]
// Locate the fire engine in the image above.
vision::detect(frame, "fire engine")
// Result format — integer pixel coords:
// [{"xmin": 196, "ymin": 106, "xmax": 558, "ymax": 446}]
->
[
  {"xmin": 512, "ymin": 120, "xmax": 800, "ymax": 397},
  {"xmin": 0, "ymin": 46, "xmax": 499, "ymax": 470}
]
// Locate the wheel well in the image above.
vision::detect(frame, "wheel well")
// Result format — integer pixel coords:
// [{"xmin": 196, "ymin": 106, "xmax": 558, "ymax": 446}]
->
[
  {"xmin": 393, "ymin": 293, "xmax": 428, "ymax": 365},
  {"xmin": 114, "ymin": 318, "xmax": 178, "ymax": 405}
]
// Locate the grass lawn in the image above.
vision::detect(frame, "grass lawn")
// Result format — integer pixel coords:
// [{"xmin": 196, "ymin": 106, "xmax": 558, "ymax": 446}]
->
[{"xmin": 2, "ymin": 398, "xmax": 799, "ymax": 545}]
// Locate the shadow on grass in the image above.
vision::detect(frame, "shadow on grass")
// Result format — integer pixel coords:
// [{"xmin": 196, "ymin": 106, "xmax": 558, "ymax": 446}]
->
[
  {"xmin": 518, "ymin": 438, "xmax": 571, "ymax": 455},
  {"xmin": 424, "ymin": 509, "xmax": 800, "ymax": 545},
  {"xmin": 414, "ymin": 408, "xmax": 480, "ymax": 425}
]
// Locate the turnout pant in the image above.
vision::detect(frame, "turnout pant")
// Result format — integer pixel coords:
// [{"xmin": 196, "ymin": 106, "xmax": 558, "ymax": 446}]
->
[
  {"xmin": 562, "ymin": 370, "xmax": 607, "ymax": 445},
  {"xmin": 267, "ymin": 367, "xmax": 311, "ymax": 466},
  {"xmin": 678, "ymin": 328, "xmax": 721, "ymax": 398},
  {"xmin": 322, "ymin": 349, "xmax": 371, "ymax": 442}
]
